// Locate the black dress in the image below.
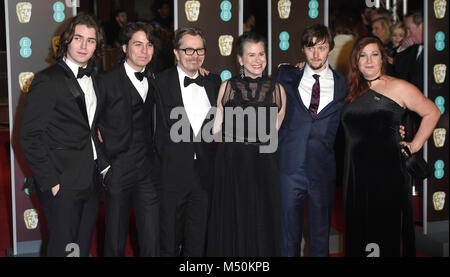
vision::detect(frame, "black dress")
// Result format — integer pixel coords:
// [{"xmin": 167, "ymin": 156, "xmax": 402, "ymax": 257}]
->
[
  {"xmin": 206, "ymin": 76, "xmax": 282, "ymax": 257},
  {"xmin": 341, "ymin": 89, "xmax": 416, "ymax": 257}
]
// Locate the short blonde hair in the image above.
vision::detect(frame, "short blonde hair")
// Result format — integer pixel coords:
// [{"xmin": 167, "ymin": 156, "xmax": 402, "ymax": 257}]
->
[
  {"xmin": 371, "ymin": 17, "xmax": 393, "ymax": 44},
  {"xmin": 391, "ymin": 22, "xmax": 406, "ymax": 34}
]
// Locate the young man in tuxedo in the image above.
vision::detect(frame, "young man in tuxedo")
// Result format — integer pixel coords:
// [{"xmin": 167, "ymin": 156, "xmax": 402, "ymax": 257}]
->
[
  {"xmin": 273, "ymin": 24, "xmax": 347, "ymax": 257},
  {"xmin": 155, "ymin": 27, "xmax": 221, "ymax": 256},
  {"xmin": 19, "ymin": 13, "xmax": 109, "ymax": 257},
  {"xmin": 97, "ymin": 22, "xmax": 160, "ymax": 257}
]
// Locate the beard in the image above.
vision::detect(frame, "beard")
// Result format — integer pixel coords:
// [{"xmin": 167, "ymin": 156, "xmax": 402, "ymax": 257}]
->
[
  {"xmin": 184, "ymin": 58, "xmax": 203, "ymax": 73},
  {"xmin": 307, "ymin": 60, "xmax": 326, "ymax": 71}
]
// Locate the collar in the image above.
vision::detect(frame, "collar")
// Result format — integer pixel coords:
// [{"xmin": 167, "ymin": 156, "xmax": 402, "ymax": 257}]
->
[
  {"xmin": 124, "ymin": 61, "xmax": 146, "ymax": 79},
  {"xmin": 177, "ymin": 66, "xmax": 199, "ymax": 83},
  {"xmin": 64, "ymin": 57, "xmax": 88, "ymax": 78}
]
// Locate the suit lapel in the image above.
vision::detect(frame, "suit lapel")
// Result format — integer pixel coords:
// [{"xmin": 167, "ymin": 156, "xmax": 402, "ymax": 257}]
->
[
  {"xmin": 169, "ymin": 67, "xmax": 185, "ymax": 108},
  {"xmin": 119, "ymin": 63, "xmax": 138, "ymax": 105},
  {"xmin": 92, "ymin": 75, "xmax": 101, "ymax": 126},
  {"xmin": 293, "ymin": 69, "xmax": 310, "ymax": 113},
  {"xmin": 57, "ymin": 61, "xmax": 89, "ymax": 124},
  {"xmin": 203, "ymin": 76, "xmax": 217, "ymax": 108}
]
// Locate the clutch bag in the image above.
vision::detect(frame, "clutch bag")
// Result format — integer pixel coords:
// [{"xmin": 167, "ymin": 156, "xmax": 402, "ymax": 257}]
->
[{"xmin": 401, "ymin": 145, "xmax": 432, "ymax": 180}]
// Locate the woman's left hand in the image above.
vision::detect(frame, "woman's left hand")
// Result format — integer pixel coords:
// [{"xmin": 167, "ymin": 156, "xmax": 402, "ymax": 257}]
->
[
  {"xmin": 199, "ymin": 67, "xmax": 210, "ymax": 76},
  {"xmin": 400, "ymin": 141, "xmax": 419, "ymax": 155}
]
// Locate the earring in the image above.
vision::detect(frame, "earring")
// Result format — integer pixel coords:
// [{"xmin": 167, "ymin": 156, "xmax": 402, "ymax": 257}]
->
[{"xmin": 240, "ymin": 65, "xmax": 245, "ymax": 79}]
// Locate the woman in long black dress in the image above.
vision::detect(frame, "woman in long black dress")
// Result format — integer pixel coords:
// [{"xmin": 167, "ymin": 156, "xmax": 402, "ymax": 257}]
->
[
  {"xmin": 207, "ymin": 32, "xmax": 286, "ymax": 257},
  {"xmin": 341, "ymin": 36, "xmax": 440, "ymax": 257}
]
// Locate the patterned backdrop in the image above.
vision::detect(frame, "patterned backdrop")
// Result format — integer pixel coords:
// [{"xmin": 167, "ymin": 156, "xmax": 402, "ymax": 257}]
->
[
  {"xmin": 427, "ymin": 0, "xmax": 448, "ymax": 222},
  {"xmin": 270, "ymin": 0, "xmax": 325, "ymax": 74},
  {"xmin": 177, "ymin": 0, "xmax": 240, "ymax": 82}
]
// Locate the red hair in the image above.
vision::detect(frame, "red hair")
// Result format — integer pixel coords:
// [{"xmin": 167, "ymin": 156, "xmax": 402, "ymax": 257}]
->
[{"xmin": 346, "ymin": 36, "xmax": 387, "ymax": 102}]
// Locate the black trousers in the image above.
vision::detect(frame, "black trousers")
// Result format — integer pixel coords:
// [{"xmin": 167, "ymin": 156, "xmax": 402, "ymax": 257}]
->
[
  {"xmin": 37, "ymin": 164, "xmax": 99, "ymax": 257},
  {"xmin": 160, "ymin": 171, "xmax": 209, "ymax": 257},
  {"xmin": 103, "ymin": 157, "xmax": 160, "ymax": 257}
]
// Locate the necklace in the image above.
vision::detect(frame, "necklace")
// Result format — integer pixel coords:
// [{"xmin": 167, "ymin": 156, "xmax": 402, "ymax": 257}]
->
[{"xmin": 365, "ymin": 75, "xmax": 381, "ymax": 82}]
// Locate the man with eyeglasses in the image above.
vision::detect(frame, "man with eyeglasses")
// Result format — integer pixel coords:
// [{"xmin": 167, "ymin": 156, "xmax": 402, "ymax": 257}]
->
[{"xmin": 154, "ymin": 27, "xmax": 220, "ymax": 256}]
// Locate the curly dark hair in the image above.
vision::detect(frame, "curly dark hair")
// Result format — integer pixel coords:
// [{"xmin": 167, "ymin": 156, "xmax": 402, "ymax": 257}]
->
[
  {"xmin": 118, "ymin": 21, "xmax": 158, "ymax": 61},
  {"xmin": 55, "ymin": 12, "xmax": 105, "ymax": 65}
]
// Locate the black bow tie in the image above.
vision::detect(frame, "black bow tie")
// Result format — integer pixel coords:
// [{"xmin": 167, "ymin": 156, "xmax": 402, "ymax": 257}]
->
[
  {"xmin": 135, "ymin": 71, "xmax": 148, "ymax": 82},
  {"xmin": 184, "ymin": 75, "xmax": 204, "ymax": 87},
  {"xmin": 77, "ymin": 65, "xmax": 93, "ymax": 79}
]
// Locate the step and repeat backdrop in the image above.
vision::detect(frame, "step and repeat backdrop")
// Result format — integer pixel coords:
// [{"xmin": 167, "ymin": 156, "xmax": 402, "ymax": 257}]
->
[
  {"xmin": 5, "ymin": 0, "xmax": 448, "ymax": 256},
  {"xmin": 427, "ymin": 0, "xmax": 449, "ymax": 223},
  {"xmin": 270, "ymin": 0, "xmax": 325, "ymax": 73},
  {"xmin": 176, "ymin": 0, "xmax": 240, "ymax": 82}
]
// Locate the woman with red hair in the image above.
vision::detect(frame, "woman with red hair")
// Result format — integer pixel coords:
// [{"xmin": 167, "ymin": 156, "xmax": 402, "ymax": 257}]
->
[{"xmin": 341, "ymin": 36, "xmax": 440, "ymax": 257}]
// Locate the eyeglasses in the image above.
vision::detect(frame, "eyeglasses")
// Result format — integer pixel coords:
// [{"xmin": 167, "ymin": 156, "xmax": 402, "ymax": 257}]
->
[{"xmin": 178, "ymin": 48, "xmax": 206, "ymax": 56}]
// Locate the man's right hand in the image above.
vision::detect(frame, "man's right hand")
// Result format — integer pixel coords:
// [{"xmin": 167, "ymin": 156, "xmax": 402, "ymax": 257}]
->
[
  {"xmin": 399, "ymin": 37, "xmax": 415, "ymax": 52},
  {"xmin": 52, "ymin": 184, "xmax": 60, "ymax": 196}
]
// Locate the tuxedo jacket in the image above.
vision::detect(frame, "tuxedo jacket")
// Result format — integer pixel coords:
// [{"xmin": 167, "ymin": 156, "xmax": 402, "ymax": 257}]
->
[
  {"xmin": 394, "ymin": 44, "xmax": 424, "ymax": 92},
  {"xmin": 96, "ymin": 63, "xmax": 157, "ymax": 161},
  {"xmin": 19, "ymin": 60, "xmax": 109, "ymax": 192},
  {"xmin": 273, "ymin": 64, "xmax": 347, "ymax": 188},
  {"xmin": 154, "ymin": 66, "xmax": 221, "ymax": 191}
]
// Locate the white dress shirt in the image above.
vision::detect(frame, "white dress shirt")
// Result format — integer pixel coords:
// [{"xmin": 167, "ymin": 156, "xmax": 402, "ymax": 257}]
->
[
  {"xmin": 298, "ymin": 62, "xmax": 335, "ymax": 114},
  {"xmin": 124, "ymin": 61, "xmax": 149, "ymax": 102},
  {"xmin": 177, "ymin": 66, "xmax": 211, "ymax": 137},
  {"xmin": 416, "ymin": 45, "xmax": 423, "ymax": 60},
  {"xmin": 64, "ymin": 57, "xmax": 98, "ymax": 160}
]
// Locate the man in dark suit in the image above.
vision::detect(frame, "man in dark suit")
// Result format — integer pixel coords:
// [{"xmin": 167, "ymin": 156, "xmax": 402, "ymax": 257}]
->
[
  {"xmin": 97, "ymin": 22, "xmax": 160, "ymax": 257},
  {"xmin": 155, "ymin": 27, "xmax": 220, "ymax": 256},
  {"xmin": 273, "ymin": 24, "xmax": 347, "ymax": 257},
  {"xmin": 19, "ymin": 13, "xmax": 109, "ymax": 257},
  {"xmin": 394, "ymin": 10, "xmax": 424, "ymax": 92}
]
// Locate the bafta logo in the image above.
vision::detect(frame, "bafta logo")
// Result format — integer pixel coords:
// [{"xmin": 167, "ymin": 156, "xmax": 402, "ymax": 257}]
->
[
  {"xmin": 185, "ymin": 0, "xmax": 200, "ymax": 22},
  {"xmin": 19, "ymin": 72, "xmax": 34, "ymax": 93},
  {"xmin": 433, "ymin": 191, "xmax": 446, "ymax": 211},
  {"xmin": 218, "ymin": 35, "xmax": 233, "ymax": 56},
  {"xmin": 433, "ymin": 128, "xmax": 446, "ymax": 148},
  {"xmin": 52, "ymin": 36, "xmax": 60, "ymax": 56},
  {"xmin": 24, "ymin": 209, "xmax": 38, "ymax": 230},
  {"xmin": 16, "ymin": 2, "xmax": 32, "ymax": 24},
  {"xmin": 434, "ymin": 0, "xmax": 447, "ymax": 19},
  {"xmin": 433, "ymin": 64, "xmax": 447, "ymax": 84},
  {"xmin": 278, "ymin": 0, "xmax": 292, "ymax": 19}
]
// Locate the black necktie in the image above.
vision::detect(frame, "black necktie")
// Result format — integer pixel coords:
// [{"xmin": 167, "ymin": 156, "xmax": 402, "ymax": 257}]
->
[
  {"xmin": 184, "ymin": 76, "xmax": 204, "ymax": 87},
  {"xmin": 77, "ymin": 65, "xmax": 93, "ymax": 79},
  {"xmin": 135, "ymin": 71, "xmax": 147, "ymax": 82}
]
